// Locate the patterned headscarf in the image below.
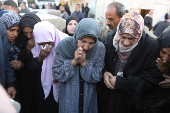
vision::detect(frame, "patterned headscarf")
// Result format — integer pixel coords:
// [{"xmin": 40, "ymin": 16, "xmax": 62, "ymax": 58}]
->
[
  {"xmin": 113, "ymin": 11, "xmax": 144, "ymax": 52},
  {"xmin": 0, "ymin": 11, "xmax": 20, "ymax": 30}
]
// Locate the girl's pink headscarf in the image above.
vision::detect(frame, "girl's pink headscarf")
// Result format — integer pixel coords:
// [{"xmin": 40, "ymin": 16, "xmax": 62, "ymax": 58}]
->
[{"xmin": 31, "ymin": 21, "xmax": 68, "ymax": 102}]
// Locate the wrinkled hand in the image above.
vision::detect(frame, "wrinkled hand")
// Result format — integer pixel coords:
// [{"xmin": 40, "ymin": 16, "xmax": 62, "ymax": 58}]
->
[
  {"xmin": 104, "ymin": 72, "xmax": 114, "ymax": 89},
  {"xmin": 38, "ymin": 46, "xmax": 51, "ymax": 62},
  {"xmin": 7, "ymin": 87, "xmax": 16, "ymax": 99},
  {"xmin": 10, "ymin": 60, "xmax": 23, "ymax": 70},
  {"xmin": 109, "ymin": 76, "xmax": 117, "ymax": 88},
  {"xmin": 72, "ymin": 47, "xmax": 86, "ymax": 67},
  {"xmin": 27, "ymin": 38, "xmax": 35, "ymax": 51},
  {"xmin": 159, "ymin": 74, "xmax": 170, "ymax": 88},
  {"xmin": 156, "ymin": 58, "xmax": 170, "ymax": 73}
]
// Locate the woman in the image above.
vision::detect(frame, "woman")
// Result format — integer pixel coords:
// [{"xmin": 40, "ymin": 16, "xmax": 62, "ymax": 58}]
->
[
  {"xmin": 98, "ymin": 11, "xmax": 166, "ymax": 113},
  {"xmin": 62, "ymin": 15, "xmax": 79, "ymax": 36},
  {"xmin": 30, "ymin": 21, "xmax": 68, "ymax": 113},
  {"xmin": 0, "ymin": 10, "xmax": 20, "ymax": 100},
  {"xmin": 52, "ymin": 18, "xmax": 105, "ymax": 113},
  {"xmin": 14, "ymin": 12, "xmax": 41, "ymax": 113}
]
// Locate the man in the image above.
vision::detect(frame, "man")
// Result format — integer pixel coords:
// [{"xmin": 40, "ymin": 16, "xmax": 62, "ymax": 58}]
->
[
  {"xmin": 60, "ymin": 5, "xmax": 69, "ymax": 20},
  {"xmin": 0, "ymin": 11, "xmax": 19, "ymax": 99},
  {"xmin": 1, "ymin": 0, "xmax": 18, "ymax": 16},
  {"xmin": 64, "ymin": 2, "xmax": 71, "ymax": 16},
  {"xmin": 84, "ymin": 3, "xmax": 90, "ymax": 18},
  {"xmin": 72, "ymin": 4, "xmax": 84, "ymax": 22},
  {"xmin": 144, "ymin": 9, "xmax": 154, "ymax": 31},
  {"xmin": 98, "ymin": 11, "xmax": 165, "ymax": 113},
  {"xmin": 20, "ymin": 2, "xmax": 29, "ymax": 13},
  {"xmin": 34, "ymin": 3, "xmax": 39, "ymax": 9},
  {"xmin": 99, "ymin": 2, "xmax": 125, "ymax": 43}
]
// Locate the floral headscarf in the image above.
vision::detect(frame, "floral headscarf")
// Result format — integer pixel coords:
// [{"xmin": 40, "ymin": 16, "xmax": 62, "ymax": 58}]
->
[{"xmin": 113, "ymin": 11, "xmax": 144, "ymax": 52}]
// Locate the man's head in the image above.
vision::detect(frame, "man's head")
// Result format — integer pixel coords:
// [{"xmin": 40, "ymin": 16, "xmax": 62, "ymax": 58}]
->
[
  {"xmin": 65, "ymin": 2, "xmax": 68, "ymax": 5},
  {"xmin": 85, "ymin": 3, "xmax": 88, "ymax": 7},
  {"xmin": 105, "ymin": 2, "xmax": 126, "ymax": 30},
  {"xmin": 75, "ymin": 4, "xmax": 80, "ymax": 12},
  {"xmin": 20, "ymin": 2, "xmax": 26, "ymax": 10},
  {"xmin": 81, "ymin": 3, "xmax": 84, "ymax": 8},
  {"xmin": 2, "ymin": 0, "xmax": 18, "ymax": 13},
  {"xmin": 149, "ymin": 9, "xmax": 154, "ymax": 18},
  {"xmin": 60, "ymin": 5, "xmax": 65, "ymax": 12}
]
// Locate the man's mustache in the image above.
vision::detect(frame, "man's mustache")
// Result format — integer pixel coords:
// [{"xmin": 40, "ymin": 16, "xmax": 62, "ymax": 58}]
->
[{"xmin": 108, "ymin": 24, "xmax": 113, "ymax": 28}]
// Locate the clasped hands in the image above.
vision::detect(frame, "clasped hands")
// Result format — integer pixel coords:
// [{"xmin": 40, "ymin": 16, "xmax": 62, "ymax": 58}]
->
[
  {"xmin": 104, "ymin": 72, "xmax": 117, "ymax": 89},
  {"xmin": 72, "ymin": 47, "xmax": 87, "ymax": 67}
]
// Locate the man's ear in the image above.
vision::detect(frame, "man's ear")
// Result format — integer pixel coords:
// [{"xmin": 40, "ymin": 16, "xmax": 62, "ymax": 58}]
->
[{"xmin": 15, "ymin": 8, "xmax": 19, "ymax": 13}]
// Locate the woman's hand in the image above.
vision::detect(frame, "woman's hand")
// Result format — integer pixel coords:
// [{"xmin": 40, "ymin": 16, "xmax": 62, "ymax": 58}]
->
[
  {"xmin": 38, "ymin": 46, "xmax": 51, "ymax": 62},
  {"xmin": 10, "ymin": 60, "xmax": 23, "ymax": 70}
]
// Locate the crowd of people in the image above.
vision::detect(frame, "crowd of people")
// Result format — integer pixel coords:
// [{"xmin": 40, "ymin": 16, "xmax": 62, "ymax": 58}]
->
[{"xmin": 0, "ymin": 0, "xmax": 170, "ymax": 113}]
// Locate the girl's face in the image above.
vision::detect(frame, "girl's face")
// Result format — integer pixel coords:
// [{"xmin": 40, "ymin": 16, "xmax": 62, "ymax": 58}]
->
[{"xmin": 67, "ymin": 20, "xmax": 78, "ymax": 35}]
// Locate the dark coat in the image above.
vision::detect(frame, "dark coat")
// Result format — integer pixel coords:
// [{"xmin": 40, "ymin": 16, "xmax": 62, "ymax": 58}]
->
[
  {"xmin": 153, "ymin": 21, "xmax": 170, "ymax": 37},
  {"xmin": 84, "ymin": 7, "xmax": 90, "ymax": 18},
  {"xmin": 144, "ymin": 16, "xmax": 153, "ymax": 31},
  {"xmin": 97, "ymin": 31, "xmax": 170, "ymax": 113}
]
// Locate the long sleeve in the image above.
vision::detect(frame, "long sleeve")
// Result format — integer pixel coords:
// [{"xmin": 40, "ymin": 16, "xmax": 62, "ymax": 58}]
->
[
  {"xmin": 27, "ymin": 57, "xmax": 42, "ymax": 73},
  {"xmin": 52, "ymin": 53, "xmax": 78, "ymax": 82},
  {"xmin": 2, "ymin": 26, "xmax": 15, "ymax": 87},
  {"xmin": 80, "ymin": 52, "xmax": 105, "ymax": 83}
]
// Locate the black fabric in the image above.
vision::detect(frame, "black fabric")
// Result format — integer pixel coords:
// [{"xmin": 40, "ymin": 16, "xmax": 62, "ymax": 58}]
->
[
  {"xmin": 153, "ymin": 21, "xmax": 170, "ymax": 37},
  {"xmin": 28, "ymin": 58, "xmax": 58, "ymax": 113},
  {"xmin": 144, "ymin": 16, "xmax": 153, "ymax": 31},
  {"xmin": 84, "ymin": 7, "xmax": 90, "ymax": 18},
  {"xmin": 20, "ymin": 12, "xmax": 41, "ymax": 30},
  {"xmin": 62, "ymin": 15, "xmax": 79, "ymax": 36},
  {"xmin": 64, "ymin": 5, "xmax": 71, "ymax": 16},
  {"xmin": 104, "ymin": 30, "xmax": 117, "ymax": 45},
  {"xmin": 97, "ymin": 31, "xmax": 170, "ymax": 113},
  {"xmin": 157, "ymin": 29, "xmax": 170, "ymax": 50},
  {"xmin": 14, "ymin": 13, "xmax": 41, "ymax": 113},
  {"xmin": 37, "ymin": 74, "xmax": 58, "ymax": 113}
]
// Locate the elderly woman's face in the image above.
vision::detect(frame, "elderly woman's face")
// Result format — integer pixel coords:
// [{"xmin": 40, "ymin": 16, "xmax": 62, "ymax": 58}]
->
[
  {"xmin": 78, "ymin": 36, "xmax": 95, "ymax": 52},
  {"xmin": 23, "ymin": 27, "xmax": 33, "ymax": 39},
  {"xmin": 67, "ymin": 20, "xmax": 78, "ymax": 35},
  {"xmin": 160, "ymin": 48, "xmax": 170, "ymax": 63},
  {"xmin": 119, "ymin": 33, "xmax": 138, "ymax": 47}
]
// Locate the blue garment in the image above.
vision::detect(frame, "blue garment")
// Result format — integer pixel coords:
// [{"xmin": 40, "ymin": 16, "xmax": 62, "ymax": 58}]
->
[
  {"xmin": 53, "ymin": 18, "xmax": 105, "ymax": 113},
  {"xmin": 0, "ymin": 10, "xmax": 10, "ymax": 17},
  {"xmin": 72, "ymin": 11, "xmax": 84, "ymax": 22},
  {"xmin": 0, "ymin": 21, "xmax": 15, "ymax": 86}
]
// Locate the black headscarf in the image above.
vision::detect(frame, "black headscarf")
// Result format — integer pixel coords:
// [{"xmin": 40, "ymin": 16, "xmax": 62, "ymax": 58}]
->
[
  {"xmin": 15, "ymin": 13, "xmax": 41, "ymax": 48},
  {"xmin": 157, "ymin": 29, "xmax": 170, "ymax": 50},
  {"xmin": 62, "ymin": 15, "xmax": 79, "ymax": 36}
]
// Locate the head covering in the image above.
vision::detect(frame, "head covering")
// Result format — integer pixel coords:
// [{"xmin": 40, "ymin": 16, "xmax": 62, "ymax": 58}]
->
[
  {"xmin": 15, "ymin": 13, "xmax": 41, "ymax": 49},
  {"xmin": 113, "ymin": 10, "xmax": 144, "ymax": 52},
  {"xmin": 55, "ymin": 18, "xmax": 100, "ymax": 60},
  {"xmin": 20, "ymin": 12, "xmax": 41, "ymax": 30},
  {"xmin": 157, "ymin": 29, "xmax": 170, "ymax": 50},
  {"xmin": 31, "ymin": 21, "xmax": 68, "ymax": 102},
  {"xmin": 62, "ymin": 15, "xmax": 79, "ymax": 36},
  {"xmin": 0, "ymin": 11, "xmax": 20, "ymax": 30}
]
